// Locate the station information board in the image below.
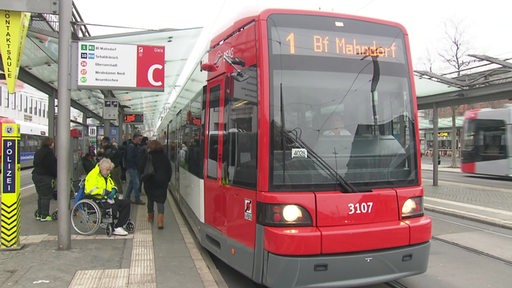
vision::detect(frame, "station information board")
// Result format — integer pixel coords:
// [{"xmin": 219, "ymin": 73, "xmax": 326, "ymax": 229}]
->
[
  {"xmin": 123, "ymin": 113, "xmax": 144, "ymax": 124},
  {"xmin": 77, "ymin": 42, "xmax": 165, "ymax": 91}
]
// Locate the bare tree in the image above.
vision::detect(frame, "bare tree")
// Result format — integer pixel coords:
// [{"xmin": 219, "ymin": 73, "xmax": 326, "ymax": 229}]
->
[
  {"xmin": 438, "ymin": 19, "xmax": 473, "ymax": 75},
  {"xmin": 439, "ymin": 19, "xmax": 473, "ymax": 167},
  {"xmin": 419, "ymin": 49, "xmax": 436, "ymax": 72}
]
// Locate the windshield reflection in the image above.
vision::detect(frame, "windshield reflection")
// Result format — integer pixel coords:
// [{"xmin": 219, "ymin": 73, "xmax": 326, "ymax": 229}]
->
[{"xmin": 270, "ymin": 69, "xmax": 418, "ymax": 191}]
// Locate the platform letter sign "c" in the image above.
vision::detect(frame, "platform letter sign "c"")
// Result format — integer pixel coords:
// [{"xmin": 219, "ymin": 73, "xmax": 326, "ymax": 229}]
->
[{"xmin": 148, "ymin": 64, "xmax": 163, "ymax": 86}]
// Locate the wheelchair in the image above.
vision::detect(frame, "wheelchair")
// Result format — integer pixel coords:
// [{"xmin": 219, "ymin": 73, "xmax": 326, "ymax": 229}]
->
[{"xmin": 70, "ymin": 198, "xmax": 135, "ymax": 237}]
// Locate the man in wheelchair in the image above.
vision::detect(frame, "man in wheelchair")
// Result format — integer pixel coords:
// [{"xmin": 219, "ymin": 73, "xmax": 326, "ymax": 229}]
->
[{"xmin": 84, "ymin": 158, "xmax": 131, "ymax": 236}]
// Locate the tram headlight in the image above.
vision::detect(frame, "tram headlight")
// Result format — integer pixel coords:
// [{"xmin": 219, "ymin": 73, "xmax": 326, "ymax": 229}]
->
[
  {"xmin": 401, "ymin": 197, "xmax": 424, "ymax": 219},
  {"xmin": 282, "ymin": 205, "xmax": 302, "ymax": 222},
  {"xmin": 257, "ymin": 203, "xmax": 313, "ymax": 227}
]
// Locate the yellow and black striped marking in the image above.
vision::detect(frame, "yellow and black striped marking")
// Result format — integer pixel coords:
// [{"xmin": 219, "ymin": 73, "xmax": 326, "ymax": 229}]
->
[{"xmin": 1, "ymin": 122, "xmax": 21, "ymax": 250}]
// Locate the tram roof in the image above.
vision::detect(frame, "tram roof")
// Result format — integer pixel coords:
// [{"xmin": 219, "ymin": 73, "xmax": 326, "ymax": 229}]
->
[{"xmin": 2, "ymin": 9, "xmax": 512, "ymax": 134}]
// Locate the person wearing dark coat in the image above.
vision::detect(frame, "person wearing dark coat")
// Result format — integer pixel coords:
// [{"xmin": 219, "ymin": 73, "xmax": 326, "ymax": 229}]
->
[
  {"xmin": 32, "ymin": 137, "xmax": 58, "ymax": 221},
  {"xmin": 81, "ymin": 152, "xmax": 96, "ymax": 174},
  {"xmin": 141, "ymin": 140, "xmax": 172, "ymax": 229},
  {"xmin": 98, "ymin": 136, "xmax": 124, "ymax": 195},
  {"xmin": 125, "ymin": 132, "xmax": 145, "ymax": 205}
]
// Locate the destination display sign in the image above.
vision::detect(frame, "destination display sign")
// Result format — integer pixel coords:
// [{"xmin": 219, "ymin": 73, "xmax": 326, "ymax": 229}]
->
[
  {"xmin": 77, "ymin": 42, "xmax": 165, "ymax": 91},
  {"xmin": 123, "ymin": 113, "xmax": 144, "ymax": 124},
  {"xmin": 270, "ymin": 27, "xmax": 406, "ymax": 63}
]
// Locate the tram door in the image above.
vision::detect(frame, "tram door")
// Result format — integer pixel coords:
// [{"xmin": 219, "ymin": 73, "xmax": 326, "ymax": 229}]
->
[
  {"xmin": 204, "ymin": 78, "xmax": 227, "ymax": 231},
  {"xmin": 174, "ymin": 111, "xmax": 185, "ymax": 198},
  {"xmin": 205, "ymin": 74, "xmax": 258, "ymax": 252}
]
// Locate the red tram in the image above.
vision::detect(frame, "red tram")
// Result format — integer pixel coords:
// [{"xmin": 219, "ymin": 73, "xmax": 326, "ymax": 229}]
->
[
  {"xmin": 163, "ymin": 9, "xmax": 431, "ymax": 287},
  {"xmin": 461, "ymin": 106, "xmax": 512, "ymax": 177}
]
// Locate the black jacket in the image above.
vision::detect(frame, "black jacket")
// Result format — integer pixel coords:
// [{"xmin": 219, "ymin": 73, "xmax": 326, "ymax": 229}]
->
[
  {"xmin": 32, "ymin": 146, "xmax": 57, "ymax": 178},
  {"xmin": 142, "ymin": 150, "xmax": 172, "ymax": 203},
  {"xmin": 102, "ymin": 143, "xmax": 122, "ymax": 167}
]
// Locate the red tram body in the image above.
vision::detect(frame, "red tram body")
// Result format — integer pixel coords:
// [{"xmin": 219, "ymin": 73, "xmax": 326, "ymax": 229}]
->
[
  {"xmin": 461, "ymin": 106, "xmax": 512, "ymax": 177},
  {"xmin": 164, "ymin": 9, "xmax": 431, "ymax": 287}
]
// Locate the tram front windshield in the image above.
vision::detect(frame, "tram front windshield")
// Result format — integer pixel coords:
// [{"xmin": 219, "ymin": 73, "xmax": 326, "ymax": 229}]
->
[{"xmin": 268, "ymin": 13, "xmax": 418, "ymax": 191}]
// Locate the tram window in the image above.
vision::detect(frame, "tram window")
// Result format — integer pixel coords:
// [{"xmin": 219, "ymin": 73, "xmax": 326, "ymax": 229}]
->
[
  {"xmin": 181, "ymin": 93, "xmax": 204, "ymax": 178},
  {"xmin": 463, "ymin": 119, "xmax": 507, "ymax": 161},
  {"xmin": 481, "ymin": 129, "xmax": 506, "ymax": 160},
  {"xmin": 222, "ymin": 66, "xmax": 258, "ymax": 189},
  {"xmin": 207, "ymin": 84, "xmax": 221, "ymax": 179}
]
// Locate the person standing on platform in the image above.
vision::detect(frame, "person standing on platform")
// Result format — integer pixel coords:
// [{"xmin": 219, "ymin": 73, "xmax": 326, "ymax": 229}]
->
[
  {"xmin": 119, "ymin": 134, "xmax": 129, "ymax": 182},
  {"xmin": 137, "ymin": 136, "xmax": 149, "ymax": 192},
  {"xmin": 32, "ymin": 137, "xmax": 57, "ymax": 221},
  {"xmin": 141, "ymin": 140, "xmax": 172, "ymax": 229},
  {"xmin": 81, "ymin": 152, "xmax": 96, "ymax": 174},
  {"xmin": 124, "ymin": 132, "xmax": 145, "ymax": 205},
  {"xmin": 98, "ymin": 136, "xmax": 124, "ymax": 197}
]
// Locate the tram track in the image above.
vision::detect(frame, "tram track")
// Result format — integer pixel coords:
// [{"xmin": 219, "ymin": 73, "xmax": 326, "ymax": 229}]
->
[
  {"xmin": 429, "ymin": 212, "xmax": 512, "ymax": 266},
  {"xmin": 432, "ymin": 235, "xmax": 512, "ymax": 266},
  {"xmin": 385, "ymin": 280, "xmax": 408, "ymax": 288}
]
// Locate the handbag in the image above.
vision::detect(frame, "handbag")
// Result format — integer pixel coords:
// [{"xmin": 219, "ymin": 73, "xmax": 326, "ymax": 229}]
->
[{"xmin": 142, "ymin": 154, "xmax": 155, "ymax": 181}]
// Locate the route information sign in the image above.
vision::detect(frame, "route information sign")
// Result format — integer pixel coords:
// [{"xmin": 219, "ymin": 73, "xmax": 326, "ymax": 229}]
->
[{"xmin": 77, "ymin": 42, "xmax": 165, "ymax": 91}]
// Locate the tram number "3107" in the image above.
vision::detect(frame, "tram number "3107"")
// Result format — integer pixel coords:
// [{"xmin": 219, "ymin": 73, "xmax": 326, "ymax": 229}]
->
[{"xmin": 347, "ymin": 202, "xmax": 374, "ymax": 214}]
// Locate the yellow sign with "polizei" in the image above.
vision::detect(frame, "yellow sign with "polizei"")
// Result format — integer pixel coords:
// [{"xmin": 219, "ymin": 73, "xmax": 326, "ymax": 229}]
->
[
  {"xmin": 0, "ymin": 122, "xmax": 21, "ymax": 249},
  {"xmin": 0, "ymin": 10, "xmax": 31, "ymax": 94}
]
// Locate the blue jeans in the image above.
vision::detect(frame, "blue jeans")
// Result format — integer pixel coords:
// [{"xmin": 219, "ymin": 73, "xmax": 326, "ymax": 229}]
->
[{"xmin": 125, "ymin": 168, "xmax": 141, "ymax": 201}]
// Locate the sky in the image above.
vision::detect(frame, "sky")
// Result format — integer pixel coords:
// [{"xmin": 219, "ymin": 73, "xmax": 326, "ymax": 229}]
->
[{"xmin": 73, "ymin": 0, "xmax": 510, "ymax": 72}]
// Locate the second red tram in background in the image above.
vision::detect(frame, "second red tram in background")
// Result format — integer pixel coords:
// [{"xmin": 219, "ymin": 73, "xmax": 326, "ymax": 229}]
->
[
  {"xmin": 461, "ymin": 106, "xmax": 512, "ymax": 177},
  {"xmin": 163, "ymin": 9, "xmax": 431, "ymax": 287}
]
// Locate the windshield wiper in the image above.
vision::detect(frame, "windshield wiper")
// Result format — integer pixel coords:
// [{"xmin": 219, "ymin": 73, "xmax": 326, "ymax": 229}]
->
[{"xmin": 283, "ymin": 129, "xmax": 358, "ymax": 193}]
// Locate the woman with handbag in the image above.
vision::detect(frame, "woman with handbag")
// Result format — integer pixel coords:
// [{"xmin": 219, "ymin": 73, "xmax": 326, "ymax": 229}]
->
[{"xmin": 141, "ymin": 140, "xmax": 172, "ymax": 229}]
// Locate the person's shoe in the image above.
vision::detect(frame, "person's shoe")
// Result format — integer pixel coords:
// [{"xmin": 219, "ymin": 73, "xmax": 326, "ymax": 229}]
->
[
  {"xmin": 40, "ymin": 215, "xmax": 53, "ymax": 222},
  {"xmin": 113, "ymin": 227, "xmax": 128, "ymax": 236},
  {"xmin": 132, "ymin": 199, "xmax": 145, "ymax": 205},
  {"xmin": 157, "ymin": 213, "xmax": 164, "ymax": 229},
  {"xmin": 35, "ymin": 212, "xmax": 41, "ymax": 220}
]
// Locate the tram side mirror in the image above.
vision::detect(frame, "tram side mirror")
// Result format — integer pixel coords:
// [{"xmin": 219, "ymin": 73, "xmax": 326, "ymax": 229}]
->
[
  {"xmin": 202, "ymin": 55, "xmax": 248, "ymax": 81},
  {"xmin": 229, "ymin": 57, "xmax": 245, "ymax": 67},
  {"xmin": 232, "ymin": 71, "xmax": 250, "ymax": 82},
  {"xmin": 201, "ymin": 63, "xmax": 218, "ymax": 72}
]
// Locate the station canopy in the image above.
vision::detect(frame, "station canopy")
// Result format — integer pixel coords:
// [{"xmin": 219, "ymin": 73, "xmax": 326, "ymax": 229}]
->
[
  {"xmin": 3, "ymin": 10, "xmax": 512, "ymax": 134},
  {"xmin": 2, "ymin": 10, "xmax": 206, "ymax": 134}
]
